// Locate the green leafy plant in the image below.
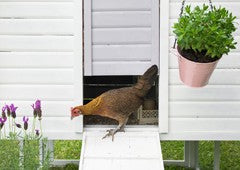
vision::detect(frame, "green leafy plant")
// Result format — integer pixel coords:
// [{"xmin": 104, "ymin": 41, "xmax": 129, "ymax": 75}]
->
[{"xmin": 173, "ymin": 4, "xmax": 237, "ymax": 59}]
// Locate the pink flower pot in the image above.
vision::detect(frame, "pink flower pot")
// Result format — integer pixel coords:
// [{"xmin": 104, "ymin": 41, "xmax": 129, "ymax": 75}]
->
[{"xmin": 172, "ymin": 49, "xmax": 219, "ymax": 88}]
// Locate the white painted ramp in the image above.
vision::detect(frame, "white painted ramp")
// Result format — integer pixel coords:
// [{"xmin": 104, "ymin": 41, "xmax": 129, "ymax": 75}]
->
[{"xmin": 79, "ymin": 132, "xmax": 164, "ymax": 170}]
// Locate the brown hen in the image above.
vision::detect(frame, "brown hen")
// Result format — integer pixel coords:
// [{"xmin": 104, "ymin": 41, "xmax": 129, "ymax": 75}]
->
[{"xmin": 71, "ymin": 65, "xmax": 158, "ymax": 141}]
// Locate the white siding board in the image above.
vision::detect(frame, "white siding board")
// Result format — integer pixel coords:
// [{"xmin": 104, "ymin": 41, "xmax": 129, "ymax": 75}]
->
[
  {"xmin": 92, "ymin": 45, "xmax": 151, "ymax": 61},
  {"xmin": 170, "ymin": 85, "xmax": 240, "ymax": 101},
  {"xmin": 0, "ymin": 2, "xmax": 73, "ymax": 18},
  {"xmin": 0, "ymin": 0, "xmax": 73, "ymax": 1},
  {"xmin": 92, "ymin": 0, "xmax": 151, "ymax": 11},
  {"xmin": 4, "ymin": 117, "xmax": 78, "ymax": 140},
  {"xmin": 170, "ymin": 69, "xmax": 240, "ymax": 85},
  {"xmin": 0, "ymin": 19, "xmax": 73, "ymax": 35},
  {"xmin": 0, "ymin": 52, "xmax": 73, "ymax": 68},
  {"xmin": 15, "ymin": 117, "xmax": 75, "ymax": 132},
  {"xmin": 92, "ymin": 11, "xmax": 151, "ymax": 28},
  {"xmin": 1, "ymin": 101, "xmax": 73, "ymax": 117},
  {"xmin": 0, "ymin": 0, "xmax": 83, "ymax": 135},
  {"xmin": 92, "ymin": 28, "xmax": 151, "ymax": 45},
  {"xmin": 0, "ymin": 35, "xmax": 73, "ymax": 51},
  {"xmin": 169, "ymin": 118, "xmax": 240, "ymax": 132},
  {"xmin": 170, "ymin": 102, "xmax": 240, "ymax": 118},
  {"xmin": 0, "ymin": 69, "xmax": 73, "ymax": 84},
  {"xmin": 0, "ymin": 85, "xmax": 73, "ymax": 100}
]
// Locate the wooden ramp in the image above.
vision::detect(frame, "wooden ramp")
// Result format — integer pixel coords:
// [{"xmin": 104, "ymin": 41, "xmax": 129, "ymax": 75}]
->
[{"xmin": 79, "ymin": 131, "xmax": 164, "ymax": 170}]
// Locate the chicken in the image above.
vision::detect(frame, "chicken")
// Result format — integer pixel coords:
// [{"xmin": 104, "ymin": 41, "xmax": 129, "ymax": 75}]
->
[{"xmin": 71, "ymin": 65, "xmax": 158, "ymax": 141}]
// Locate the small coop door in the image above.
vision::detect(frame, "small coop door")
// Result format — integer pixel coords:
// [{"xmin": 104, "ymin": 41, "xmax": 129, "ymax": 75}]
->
[{"xmin": 84, "ymin": 0, "xmax": 159, "ymax": 76}]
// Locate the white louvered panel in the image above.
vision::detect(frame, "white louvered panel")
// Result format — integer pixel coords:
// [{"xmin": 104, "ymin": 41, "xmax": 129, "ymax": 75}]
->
[
  {"xmin": 0, "ymin": 2, "xmax": 73, "ymax": 18},
  {"xmin": 0, "ymin": 85, "xmax": 74, "ymax": 100},
  {"xmin": 0, "ymin": 52, "xmax": 74, "ymax": 68},
  {"xmin": 92, "ymin": 45, "xmax": 151, "ymax": 61},
  {"xmin": 92, "ymin": 11, "xmax": 151, "ymax": 28},
  {"xmin": 0, "ymin": 69, "xmax": 73, "ymax": 84},
  {"xmin": 92, "ymin": 61, "xmax": 152, "ymax": 75},
  {"xmin": 0, "ymin": 19, "xmax": 73, "ymax": 34},
  {"xmin": 92, "ymin": 28, "xmax": 151, "ymax": 45},
  {"xmin": 85, "ymin": 0, "xmax": 159, "ymax": 75},
  {"xmin": 92, "ymin": 0, "xmax": 151, "ymax": 11}
]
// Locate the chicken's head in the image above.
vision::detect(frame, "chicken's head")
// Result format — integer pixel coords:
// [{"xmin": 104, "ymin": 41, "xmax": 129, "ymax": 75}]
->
[{"xmin": 71, "ymin": 107, "xmax": 82, "ymax": 120}]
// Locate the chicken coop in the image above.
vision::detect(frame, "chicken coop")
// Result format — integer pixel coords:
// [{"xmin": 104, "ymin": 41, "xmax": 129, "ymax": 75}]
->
[{"xmin": 0, "ymin": 0, "xmax": 239, "ymax": 169}]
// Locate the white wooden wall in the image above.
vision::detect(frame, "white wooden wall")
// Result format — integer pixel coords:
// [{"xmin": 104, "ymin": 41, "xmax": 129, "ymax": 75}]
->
[
  {"xmin": 84, "ymin": 0, "xmax": 159, "ymax": 75},
  {"xmin": 160, "ymin": 0, "xmax": 240, "ymax": 140},
  {"xmin": 0, "ymin": 0, "xmax": 83, "ymax": 139}
]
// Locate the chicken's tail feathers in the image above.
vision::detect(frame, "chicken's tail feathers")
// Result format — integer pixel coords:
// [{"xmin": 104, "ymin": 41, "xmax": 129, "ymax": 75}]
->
[
  {"xmin": 134, "ymin": 65, "xmax": 158, "ymax": 91},
  {"xmin": 142, "ymin": 65, "xmax": 158, "ymax": 79}
]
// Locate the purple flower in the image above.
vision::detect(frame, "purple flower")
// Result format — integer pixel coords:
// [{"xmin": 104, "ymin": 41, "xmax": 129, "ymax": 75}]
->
[
  {"xmin": 31, "ymin": 100, "xmax": 42, "ymax": 119},
  {"xmin": 10, "ymin": 104, "xmax": 18, "ymax": 112},
  {"xmin": 0, "ymin": 117, "xmax": 7, "ymax": 123},
  {"xmin": 0, "ymin": 117, "xmax": 7, "ymax": 129},
  {"xmin": 35, "ymin": 129, "xmax": 40, "ymax": 136},
  {"xmin": 15, "ymin": 123, "xmax": 22, "ymax": 129},
  {"xmin": 23, "ymin": 116, "xmax": 29, "ymax": 130},
  {"xmin": 10, "ymin": 104, "xmax": 18, "ymax": 119},
  {"xmin": 5, "ymin": 105, "xmax": 11, "ymax": 117},
  {"xmin": 2, "ymin": 106, "xmax": 7, "ymax": 119}
]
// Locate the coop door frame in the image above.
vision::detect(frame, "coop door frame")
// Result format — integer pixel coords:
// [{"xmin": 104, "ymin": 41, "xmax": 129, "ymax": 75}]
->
[
  {"xmin": 159, "ymin": 0, "xmax": 169, "ymax": 133},
  {"xmin": 74, "ymin": 0, "xmax": 84, "ymax": 133}
]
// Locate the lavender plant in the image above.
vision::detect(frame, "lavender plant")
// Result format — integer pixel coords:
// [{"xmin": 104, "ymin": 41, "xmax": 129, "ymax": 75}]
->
[{"xmin": 0, "ymin": 100, "xmax": 52, "ymax": 169}]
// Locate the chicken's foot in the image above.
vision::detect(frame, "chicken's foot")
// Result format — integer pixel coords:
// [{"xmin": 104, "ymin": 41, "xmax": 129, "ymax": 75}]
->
[
  {"xmin": 102, "ymin": 128, "xmax": 118, "ymax": 141},
  {"xmin": 102, "ymin": 118, "xmax": 128, "ymax": 141}
]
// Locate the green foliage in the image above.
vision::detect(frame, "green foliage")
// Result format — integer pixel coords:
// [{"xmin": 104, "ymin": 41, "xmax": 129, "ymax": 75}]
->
[
  {"xmin": 0, "ymin": 139, "xmax": 20, "ymax": 170},
  {"xmin": 173, "ymin": 4, "xmax": 237, "ymax": 58},
  {"xmin": 161, "ymin": 141, "xmax": 184, "ymax": 160},
  {"xmin": 54, "ymin": 140, "xmax": 82, "ymax": 159}
]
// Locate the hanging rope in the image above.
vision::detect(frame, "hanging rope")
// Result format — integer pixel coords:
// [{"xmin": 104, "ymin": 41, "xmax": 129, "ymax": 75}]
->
[{"xmin": 173, "ymin": 0, "xmax": 214, "ymax": 49}]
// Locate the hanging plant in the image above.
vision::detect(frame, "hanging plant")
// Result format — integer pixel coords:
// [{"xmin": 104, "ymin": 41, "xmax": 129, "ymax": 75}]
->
[{"xmin": 173, "ymin": 4, "xmax": 237, "ymax": 87}]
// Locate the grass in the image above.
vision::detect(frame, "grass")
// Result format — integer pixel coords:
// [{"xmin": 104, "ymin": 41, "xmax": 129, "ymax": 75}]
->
[{"xmin": 53, "ymin": 140, "xmax": 240, "ymax": 170}]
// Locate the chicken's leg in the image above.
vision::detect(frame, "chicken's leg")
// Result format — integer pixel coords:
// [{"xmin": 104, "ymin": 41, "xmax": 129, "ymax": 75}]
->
[{"xmin": 102, "ymin": 117, "xmax": 128, "ymax": 141}]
